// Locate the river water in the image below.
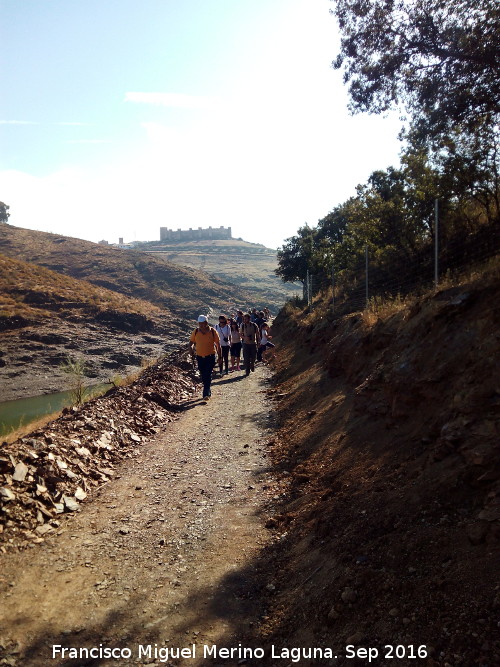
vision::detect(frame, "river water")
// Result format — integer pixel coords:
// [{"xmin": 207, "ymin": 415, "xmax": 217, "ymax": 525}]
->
[{"xmin": 0, "ymin": 384, "xmax": 111, "ymax": 438}]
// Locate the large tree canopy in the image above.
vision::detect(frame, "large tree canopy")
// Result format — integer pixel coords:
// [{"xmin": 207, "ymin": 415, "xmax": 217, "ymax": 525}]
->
[
  {"xmin": 331, "ymin": 0, "xmax": 500, "ymax": 137},
  {"xmin": 276, "ymin": 225, "xmax": 316, "ymax": 283},
  {"xmin": 276, "ymin": 1, "xmax": 499, "ymax": 299}
]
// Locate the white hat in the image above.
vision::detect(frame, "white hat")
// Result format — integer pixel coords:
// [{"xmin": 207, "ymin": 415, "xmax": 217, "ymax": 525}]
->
[{"xmin": 197, "ymin": 314, "xmax": 208, "ymax": 323}]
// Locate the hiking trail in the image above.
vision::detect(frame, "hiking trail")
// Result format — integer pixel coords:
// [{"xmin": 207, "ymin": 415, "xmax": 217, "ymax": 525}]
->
[{"xmin": 0, "ymin": 365, "xmax": 277, "ymax": 666}]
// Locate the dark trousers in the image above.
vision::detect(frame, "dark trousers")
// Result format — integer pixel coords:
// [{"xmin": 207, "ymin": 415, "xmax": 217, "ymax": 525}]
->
[
  {"xmin": 197, "ymin": 354, "xmax": 216, "ymax": 397},
  {"xmin": 242, "ymin": 343, "xmax": 257, "ymax": 375},
  {"xmin": 219, "ymin": 345, "xmax": 230, "ymax": 372}
]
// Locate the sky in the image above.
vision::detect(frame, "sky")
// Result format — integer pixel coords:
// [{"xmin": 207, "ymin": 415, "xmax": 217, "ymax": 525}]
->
[{"xmin": 1, "ymin": 0, "xmax": 403, "ymax": 250}]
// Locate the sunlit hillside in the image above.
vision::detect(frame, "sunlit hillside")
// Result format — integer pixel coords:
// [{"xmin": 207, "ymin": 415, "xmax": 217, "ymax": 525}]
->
[
  {"xmin": 138, "ymin": 238, "xmax": 301, "ymax": 310},
  {"xmin": 0, "ymin": 225, "xmax": 268, "ymax": 317}
]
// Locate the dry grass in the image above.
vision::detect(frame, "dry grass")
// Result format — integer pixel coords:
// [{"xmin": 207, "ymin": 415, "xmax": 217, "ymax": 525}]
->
[
  {"xmin": 282, "ymin": 255, "xmax": 500, "ymax": 334},
  {"xmin": 362, "ymin": 293, "xmax": 415, "ymax": 326},
  {"xmin": 0, "ymin": 224, "xmax": 259, "ymax": 316},
  {"xmin": 433, "ymin": 254, "xmax": 500, "ymax": 291},
  {"xmin": 361, "ymin": 256, "xmax": 499, "ymax": 327},
  {"xmin": 0, "ymin": 252, "xmax": 162, "ymax": 321}
]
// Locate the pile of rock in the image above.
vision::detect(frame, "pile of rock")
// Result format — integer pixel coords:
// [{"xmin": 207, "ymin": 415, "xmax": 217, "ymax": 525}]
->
[{"xmin": 0, "ymin": 348, "xmax": 197, "ymax": 552}]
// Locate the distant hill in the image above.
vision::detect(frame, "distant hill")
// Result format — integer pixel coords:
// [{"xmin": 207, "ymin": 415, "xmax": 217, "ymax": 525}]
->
[
  {"xmin": 0, "ymin": 225, "xmax": 281, "ymax": 402},
  {"xmin": 0, "ymin": 225, "xmax": 267, "ymax": 318},
  {"xmin": 136, "ymin": 238, "xmax": 301, "ymax": 309}
]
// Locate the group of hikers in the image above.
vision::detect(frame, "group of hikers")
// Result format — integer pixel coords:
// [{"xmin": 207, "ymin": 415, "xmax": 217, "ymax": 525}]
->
[{"xmin": 189, "ymin": 308, "xmax": 275, "ymax": 400}]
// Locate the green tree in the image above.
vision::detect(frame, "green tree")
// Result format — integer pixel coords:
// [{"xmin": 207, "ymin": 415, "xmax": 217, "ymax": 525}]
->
[
  {"xmin": 315, "ymin": 207, "xmax": 349, "ymax": 245},
  {"xmin": 398, "ymin": 137, "xmax": 441, "ymax": 241},
  {"xmin": 275, "ymin": 225, "xmax": 317, "ymax": 283},
  {"xmin": 435, "ymin": 124, "xmax": 500, "ymax": 227},
  {"xmin": 331, "ymin": 0, "xmax": 500, "ymax": 138}
]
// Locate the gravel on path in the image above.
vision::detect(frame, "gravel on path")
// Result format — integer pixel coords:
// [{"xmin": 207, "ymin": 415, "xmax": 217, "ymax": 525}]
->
[{"xmin": 0, "ymin": 364, "xmax": 277, "ymax": 666}]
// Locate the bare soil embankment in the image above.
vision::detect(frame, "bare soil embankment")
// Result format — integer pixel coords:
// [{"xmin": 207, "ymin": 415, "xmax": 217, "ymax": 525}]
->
[
  {"xmin": 2, "ymin": 257, "xmax": 498, "ymax": 666},
  {"xmin": 254, "ymin": 264, "xmax": 499, "ymax": 665}
]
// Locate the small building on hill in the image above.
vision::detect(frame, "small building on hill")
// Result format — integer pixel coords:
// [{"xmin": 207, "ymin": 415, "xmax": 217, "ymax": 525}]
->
[{"xmin": 160, "ymin": 226, "xmax": 232, "ymax": 242}]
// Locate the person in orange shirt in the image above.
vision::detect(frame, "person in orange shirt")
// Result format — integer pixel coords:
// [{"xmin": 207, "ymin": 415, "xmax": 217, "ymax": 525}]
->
[{"xmin": 189, "ymin": 315, "xmax": 221, "ymax": 400}]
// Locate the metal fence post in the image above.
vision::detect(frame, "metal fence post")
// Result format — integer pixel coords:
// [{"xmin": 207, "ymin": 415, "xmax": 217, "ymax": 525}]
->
[
  {"xmin": 434, "ymin": 199, "xmax": 439, "ymax": 287},
  {"xmin": 331, "ymin": 260, "xmax": 335, "ymax": 313},
  {"xmin": 365, "ymin": 246, "xmax": 369, "ymax": 307}
]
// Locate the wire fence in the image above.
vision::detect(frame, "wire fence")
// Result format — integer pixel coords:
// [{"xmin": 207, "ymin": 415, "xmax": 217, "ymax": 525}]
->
[{"xmin": 301, "ymin": 220, "xmax": 500, "ymax": 315}]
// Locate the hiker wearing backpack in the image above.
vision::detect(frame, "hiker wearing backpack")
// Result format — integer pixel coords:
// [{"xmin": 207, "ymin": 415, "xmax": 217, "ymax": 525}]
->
[
  {"xmin": 189, "ymin": 315, "xmax": 221, "ymax": 400},
  {"xmin": 240, "ymin": 312, "xmax": 260, "ymax": 376}
]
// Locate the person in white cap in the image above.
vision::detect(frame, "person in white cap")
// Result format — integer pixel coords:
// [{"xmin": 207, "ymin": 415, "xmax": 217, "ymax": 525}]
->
[
  {"xmin": 215, "ymin": 314, "xmax": 231, "ymax": 376},
  {"xmin": 189, "ymin": 315, "xmax": 221, "ymax": 399}
]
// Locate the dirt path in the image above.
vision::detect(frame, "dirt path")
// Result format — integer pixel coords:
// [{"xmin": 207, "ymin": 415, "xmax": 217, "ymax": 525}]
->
[{"xmin": 0, "ymin": 365, "xmax": 276, "ymax": 666}]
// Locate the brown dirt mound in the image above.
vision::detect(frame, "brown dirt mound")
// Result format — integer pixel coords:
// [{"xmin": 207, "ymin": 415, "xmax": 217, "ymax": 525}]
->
[{"xmin": 259, "ymin": 267, "xmax": 499, "ymax": 665}]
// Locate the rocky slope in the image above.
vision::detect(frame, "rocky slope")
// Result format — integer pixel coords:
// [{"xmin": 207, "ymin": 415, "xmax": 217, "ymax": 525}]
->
[
  {"xmin": 0, "ymin": 348, "xmax": 197, "ymax": 551},
  {"xmin": 258, "ymin": 262, "xmax": 499, "ymax": 665},
  {"xmin": 0, "ymin": 353, "xmax": 276, "ymax": 667}
]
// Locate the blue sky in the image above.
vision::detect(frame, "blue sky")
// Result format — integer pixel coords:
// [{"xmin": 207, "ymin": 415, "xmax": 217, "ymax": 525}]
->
[{"xmin": 1, "ymin": 0, "xmax": 403, "ymax": 249}]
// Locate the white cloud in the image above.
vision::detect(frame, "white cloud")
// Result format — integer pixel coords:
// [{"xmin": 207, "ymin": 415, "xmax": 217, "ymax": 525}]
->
[
  {"xmin": 0, "ymin": 120, "xmax": 39, "ymax": 125},
  {"xmin": 1, "ymin": 96, "xmax": 403, "ymax": 252},
  {"xmin": 124, "ymin": 92, "xmax": 219, "ymax": 110}
]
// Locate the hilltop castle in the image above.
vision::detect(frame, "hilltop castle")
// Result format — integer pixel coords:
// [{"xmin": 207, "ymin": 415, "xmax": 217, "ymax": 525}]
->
[{"xmin": 160, "ymin": 226, "xmax": 232, "ymax": 242}]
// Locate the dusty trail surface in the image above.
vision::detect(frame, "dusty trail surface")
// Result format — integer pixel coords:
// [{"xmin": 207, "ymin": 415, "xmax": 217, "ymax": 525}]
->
[{"xmin": 0, "ymin": 365, "xmax": 275, "ymax": 666}]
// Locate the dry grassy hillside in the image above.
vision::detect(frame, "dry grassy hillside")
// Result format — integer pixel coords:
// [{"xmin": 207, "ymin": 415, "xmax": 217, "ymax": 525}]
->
[
  {"xmin": 0, "ymin": 225, "xmax": 259, "ymax": 318},
  {"xmin": 261, "ymin": 261, "xmax": 499, "ymax": 665},
  {"xmin": 0, "ymin": 252, "xmax": 163, "ymax": 326},
  {"xmin": 139, "ymin": 238, "xmax": 300, "ymax": 310},
  {"xmin": 0, "ymin": 225, "xmax": 280, "ymax": 402},
  {"xmin": 0, "ymin": 250, "xmax": 182, "ymax": 402}
]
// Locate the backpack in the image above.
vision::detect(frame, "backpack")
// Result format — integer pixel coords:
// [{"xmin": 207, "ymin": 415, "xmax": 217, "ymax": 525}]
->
[{"xmin": 242, "ymin": 321, "xmax": 259, "ymax": 340}]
